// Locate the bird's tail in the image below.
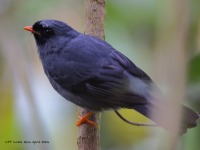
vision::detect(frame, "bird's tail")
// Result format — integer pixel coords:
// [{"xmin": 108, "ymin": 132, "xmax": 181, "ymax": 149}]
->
[{"xmin": 133, "ymin": 102, "xmax": 199, "ymax": 134}]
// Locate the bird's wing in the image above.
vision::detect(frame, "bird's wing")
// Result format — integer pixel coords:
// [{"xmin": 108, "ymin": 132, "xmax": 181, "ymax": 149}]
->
[
  {"xmin": 76, "ymin": 50, "xmax": 152, "ymax": 106},
  {"xmin": 110, "ymin": 50, "xmax": 152, "ymax": 81},
  {"xmin": 70, "ymin": 63, "xmax": 147, "ymax": 108}
]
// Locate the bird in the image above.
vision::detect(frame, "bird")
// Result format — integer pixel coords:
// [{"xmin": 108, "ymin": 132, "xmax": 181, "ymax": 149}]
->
[{"xmin": 24, "ymin": 19, "xmax": 199, "ymax": 134}]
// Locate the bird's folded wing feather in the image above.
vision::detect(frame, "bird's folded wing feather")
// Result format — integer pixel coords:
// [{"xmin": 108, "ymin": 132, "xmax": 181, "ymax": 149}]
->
[{"xmin": 110, "ymin": 50, "xmax": 152, "ymax": 81}]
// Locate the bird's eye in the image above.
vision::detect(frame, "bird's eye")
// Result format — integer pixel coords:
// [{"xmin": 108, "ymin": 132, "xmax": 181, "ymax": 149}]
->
[{"xmin": 43, "ymin": 28, "xmax": 53, "ymax": 37}]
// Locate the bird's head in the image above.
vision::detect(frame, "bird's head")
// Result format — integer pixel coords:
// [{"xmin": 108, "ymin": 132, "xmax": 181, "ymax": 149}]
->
[{"xmin": 24, "ymin": 20, "xmax": 78, "ymax": 46}]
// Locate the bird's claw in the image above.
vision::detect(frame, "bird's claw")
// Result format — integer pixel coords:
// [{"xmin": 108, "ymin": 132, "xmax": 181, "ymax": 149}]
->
[{"xmin": 76, "ymin": 111, "xmax": 97, "ymax": 126}]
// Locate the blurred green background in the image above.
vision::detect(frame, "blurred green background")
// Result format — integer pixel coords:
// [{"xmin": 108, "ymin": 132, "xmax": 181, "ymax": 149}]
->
[{"xmin": 0, "ymin": 0, "xmax": 200, "ymax": 150}]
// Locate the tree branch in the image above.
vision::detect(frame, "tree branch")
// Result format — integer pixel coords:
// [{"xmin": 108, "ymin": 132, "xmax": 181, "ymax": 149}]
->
[{"xmin": 77, "ymin": 0, "xmax": 106, "ymax": 150}]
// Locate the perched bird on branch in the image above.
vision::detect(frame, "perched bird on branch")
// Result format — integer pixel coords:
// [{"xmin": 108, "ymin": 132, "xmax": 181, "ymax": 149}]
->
[{"xmin": 24, "ymin": 20, "xmax": 199, "ymax": 134}]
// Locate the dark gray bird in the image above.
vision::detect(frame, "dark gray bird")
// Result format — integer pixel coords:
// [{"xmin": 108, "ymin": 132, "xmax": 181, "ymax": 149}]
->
[{"xmin": 24, "ymin": 19, "xmax": 199, "ymax": 134}]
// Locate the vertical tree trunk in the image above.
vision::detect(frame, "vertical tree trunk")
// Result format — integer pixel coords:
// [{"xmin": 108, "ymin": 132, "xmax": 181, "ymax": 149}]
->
[{"xmin": 77, "ymin": 0, "xmax": 106, "ymax": 150}]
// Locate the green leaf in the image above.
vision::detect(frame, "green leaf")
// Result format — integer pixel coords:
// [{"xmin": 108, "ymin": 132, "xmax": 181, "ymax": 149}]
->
[{"xmin": 187, "ymin": 54, "xmax": 200, "ymax": 84}]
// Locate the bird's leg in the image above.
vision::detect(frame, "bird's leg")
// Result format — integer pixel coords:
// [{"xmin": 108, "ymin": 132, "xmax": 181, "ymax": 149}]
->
[{"xmin": 76, "ymin": 111, "xmax": 97, "ymax": 126}]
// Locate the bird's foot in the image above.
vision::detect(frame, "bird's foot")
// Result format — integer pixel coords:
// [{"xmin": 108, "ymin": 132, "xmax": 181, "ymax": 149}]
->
[{"xmin": 76, "ymin": 111, "xmax": 97, "ymax": 126}]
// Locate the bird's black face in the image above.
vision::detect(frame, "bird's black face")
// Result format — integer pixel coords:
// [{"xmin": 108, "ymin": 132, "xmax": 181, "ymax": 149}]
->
[
  {"xmin": 32, "ymin": 21, "xmax": 55, "ymax": 45},
  {"xmin": 24, "ymin": 20, "xmax": 75, "ymax": 46}
]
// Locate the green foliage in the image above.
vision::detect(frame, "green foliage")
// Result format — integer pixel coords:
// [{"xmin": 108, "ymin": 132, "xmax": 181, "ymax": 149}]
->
[
  {"xmin": 0, "ymin": 85, "xmax": 23, "ymax": 150},
  {"xmin": 188, "ymin": 54, "xmax": 200, "ymax": 84}
]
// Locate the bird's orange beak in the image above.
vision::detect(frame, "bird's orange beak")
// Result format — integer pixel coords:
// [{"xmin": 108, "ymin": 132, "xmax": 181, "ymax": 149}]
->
[
  {"xmin": 24, "ymin": 26, "xmax": 40, "ymax": 35},
  {"xmin": 24, "ymin": 26, "xmax": 33, "ymax": 32}
]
